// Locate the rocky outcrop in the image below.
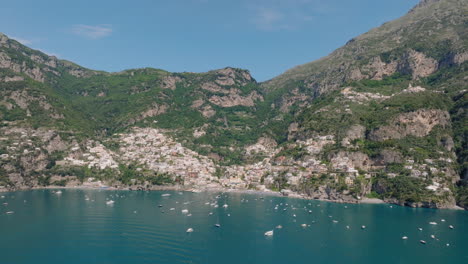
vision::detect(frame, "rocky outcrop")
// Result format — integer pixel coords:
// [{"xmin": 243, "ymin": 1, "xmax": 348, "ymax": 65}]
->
[
  {"xmin": 369, "ymin": 109, "xmax": 450, "ymax": 141},
  {"xmin": 454, "ymin": 52, "xmax": 468, "ymax": 64},
  {"xmin": 212, "ymin": 68, "xmax": 253, "ymax": 87},
  {"xmin": 140, "ymin": 104, "xmax": 168, "ymax": 119},
  {"xmin": 341, "ymin": 125, "xmax": 366, "ymax": 146},
  {"xmin": 200, "ymin": 105, "xmax": 216, "ymax": 118},
  {"xmin": 209, "ymin": 91, "xmax": 263, "ymax": 107},
  {"xmin": 160, "ymin": 75, "xmax": 181, "ymax": 90},
  {"xmin": 0, "ymin": 52, "xmax": 45, "ymax": 82},
  {"xmin": 398, "ymin": 50, "xmax": 438, "ymax": 79},
  {"xmin": 362, "ymin": 56, "xmax": 398, "ymax": 80}
]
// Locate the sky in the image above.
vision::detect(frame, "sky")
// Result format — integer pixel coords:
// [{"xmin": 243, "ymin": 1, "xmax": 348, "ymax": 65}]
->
[{"xmin": 1, "ymin": 0, "xmax": 419, "ymax": 82}]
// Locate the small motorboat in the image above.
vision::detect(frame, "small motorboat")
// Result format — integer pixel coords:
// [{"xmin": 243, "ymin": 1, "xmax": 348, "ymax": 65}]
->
[
  {"xmin": 214, "ymin": 224, "xmax": 221, "ymax": 228},
  {"xmin": 402, "ymin": 236, "xmax": 408, "ymax": 240},
  {"xmin": 106, "ymin": 200, "xmax": 114, "ymax": 205},
  {"xmin": 420, "ymin": 240, "xmax": 426, "ymax": 244},
  {"xmin": 264, "ymin": 230, "xmax": 274, "ymax": 236},
  {"xmin": 186, "ymin": 228, "xmax": 194, "ymax": 233}
]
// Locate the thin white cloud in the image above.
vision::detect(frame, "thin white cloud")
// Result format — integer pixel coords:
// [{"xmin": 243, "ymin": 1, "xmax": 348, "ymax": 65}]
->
[
  {"xmin": 71, "ymin": 24, "xmax": 113, "ymax": 39},
  {"xmin": 10, "ymin": 36, "xmax": 33, "ymax": 45},
  {"xmin": 248, "ymin": 0, "xmax": 329, "ymax": 31},
  {"xmin": 253, "ymin": 8, "xmax": 285, "ymax": 31}
]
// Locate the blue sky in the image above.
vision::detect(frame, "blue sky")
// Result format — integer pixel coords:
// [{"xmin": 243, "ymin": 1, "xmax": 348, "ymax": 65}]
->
[{"xmin": 1, "ymin": 0, "xmax": 419, "ymax": 81}]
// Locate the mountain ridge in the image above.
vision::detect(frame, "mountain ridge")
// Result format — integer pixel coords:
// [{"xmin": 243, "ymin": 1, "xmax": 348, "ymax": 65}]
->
[{"xmin": 0, "ymin": 0, "xmax": 467, "ymax": 209}]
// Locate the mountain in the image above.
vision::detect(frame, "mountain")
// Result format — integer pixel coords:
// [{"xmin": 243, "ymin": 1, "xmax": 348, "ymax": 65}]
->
[{"xmin": 0, "ymin": 0, "xmax": 467, "ymax": 209}]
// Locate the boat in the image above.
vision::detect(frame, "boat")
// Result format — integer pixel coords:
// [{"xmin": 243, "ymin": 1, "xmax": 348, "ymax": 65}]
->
[
  {"xmin": 430, "ymin": 235, "xmax": 435, "ymax": 239},
  {"xmin": 418, "ymin": 227, "xmax": 423, "ymax": 231},
  {"xmin": 181, "ymin": 209, "xmax": 189, "ymax": 214},
  {"xmin": 429, "ymin": 222, "xmax": 437, "ymax": 225},
  {"xmin": 55, "ymin": 190, "xmax": 62, "ymax": 195},
  {"xmin": 420, "ymin": 240, "xmax": 426, "ymax": 244},
  {"xmin": 449, "ymin": 225, "xmax": 454, "ymax": 229},
  {"xmin": 332, "ymin": 220, "xmax": 338, "ymax": 223},
  {"xmin": 276, "ymin": 225, "xmax": 283, "ymax": 229},
  {"xmin": 214, "ymin": 224, "xmax": 221, "ymax": 228},
  {"xmin": 161, "ymin": 193, "xmax": 171, "ymax": 197},
  {"xmin": 186, "ymin": 228, "xmax": 194, "ymax": 233},
  {"xmin": 402, "ymin": 236, "xmax": 408, "ymax": 240},
  {"xmin": 301, "ymin": 224, "xmax": 307, "ymax": 227},
  {"xmin": 264, "ymin": 230, "xmax": 274, "ymax": 236},
  {"xmin": 222, "ymin": 204, "xmax": 228, "ymax": 208},
  {"xmin": 106, "ymin": 200, "xmax": 114, "ymax": 205},
  {"xmin": 361, "ymin": 225, "xmax": 366, "ymax": 229},
  {"xmin": 158, "ymin": 205, "xmax": 163, "ymax": 208},
  {"xmin": 5, "ymin": 211, "xmax": 14, "ymax": 215}
]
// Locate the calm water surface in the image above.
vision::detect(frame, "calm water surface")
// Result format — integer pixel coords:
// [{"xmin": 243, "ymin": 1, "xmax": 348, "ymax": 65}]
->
[{"xmin": 0, "ymin": 189, "xmax": 467, "ymax": 264}]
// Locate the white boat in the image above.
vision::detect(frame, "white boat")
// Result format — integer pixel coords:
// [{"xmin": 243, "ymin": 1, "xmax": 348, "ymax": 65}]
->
[
  {"xmin": 55, "ymin": 190, "xmax": 62, "ymax": 195},
  {"xmin": 332, "ymin": 220, "xmax": 338, "ymax": 223},
  {"xmin": 222, "ymin": 204, "xmax": 228, "ymax": 208},
  {"xmin": 161, "ymin": 194, "xmax": 171, "ymax": 197},
  {"xmin": 276, "ymin": 225, "xmax": 283, "ymax": 229},
  {"xmin": 402, "ymin": 236, "xmax": 408, "ymax": 240},
  {"xmin": 418, "ymin": 227, "xmax": 423, "ymax": 231},
  {"xmin": 430, "ymin": 235, "xmax": 435, "ymax": 239},
  {"xmin": 181, "ymin": 209, "xmax": 189, "ymax": 214},
  {"xmin": 186, "ymin": 228, "xmax": 194, "ymax": 233},
  {"xmin": 106, "ymin": 200, "xmax": 114, "ymax": 205},
  {"xmin": 361, "ymin": 225, "xmax": 366, "ymax": 229},
  {"xmin": 429, "ymin": 222, "xmax": 437, "ymax": 225},
  {"xmin": 5, "ymin": 211, "xmax": 14, "ymax": 215},
  {"xmin": 214, "ymin": 224, "xmax": 221, "ymax": 228},
  {"xmin": 264, "ymin": 230, "xmax": 274, "ymax": 236},
  {"xmin": 449, "ymin": 225, "xmax": 454, "ymax": 229},
  {"xmin": 420, "ymin": 240, "xmax": 426, "ymax": 244},
  {"xmin": 301, "ymin": 224, "xmax": 307, "ymax": 227}
]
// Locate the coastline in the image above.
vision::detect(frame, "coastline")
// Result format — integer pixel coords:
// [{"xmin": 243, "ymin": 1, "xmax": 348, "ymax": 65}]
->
[{"xmin": 1, "ymin": 183, "xmax": 463, "ymax": 211}]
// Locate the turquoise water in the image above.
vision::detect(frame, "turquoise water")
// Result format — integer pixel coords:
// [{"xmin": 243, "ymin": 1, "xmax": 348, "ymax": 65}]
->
[{"xmin": 0, "ymin": 189, "xmax": 467, "ymax": 264}]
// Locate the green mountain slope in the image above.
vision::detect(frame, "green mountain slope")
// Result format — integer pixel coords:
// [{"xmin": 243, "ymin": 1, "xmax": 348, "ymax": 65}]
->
[{"xmin": 0, "ymin": 0, "xmax": 467, "ymax": 209}]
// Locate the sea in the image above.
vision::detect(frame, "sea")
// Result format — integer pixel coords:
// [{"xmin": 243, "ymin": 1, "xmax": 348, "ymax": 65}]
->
[{"xmin": 0, "ymin": 189, "xmax": 466, "ymax": 264}]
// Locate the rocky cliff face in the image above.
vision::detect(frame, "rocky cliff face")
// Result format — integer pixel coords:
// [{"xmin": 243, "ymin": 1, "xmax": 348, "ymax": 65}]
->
[{"xmin": 0, "ymin": 0, "xmax": 467, "ymax": 209}]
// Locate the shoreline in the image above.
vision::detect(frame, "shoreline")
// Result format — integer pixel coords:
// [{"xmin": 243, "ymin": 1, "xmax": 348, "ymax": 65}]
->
[{"xmin": 2, "ymin": 184, "xmax": 464, "ymax": 211}]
